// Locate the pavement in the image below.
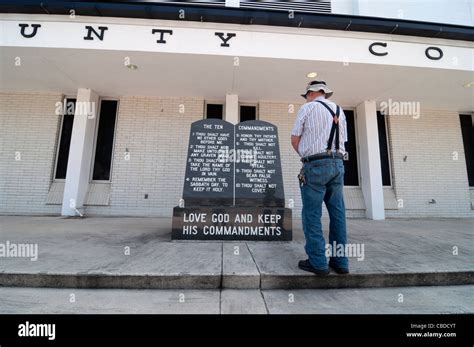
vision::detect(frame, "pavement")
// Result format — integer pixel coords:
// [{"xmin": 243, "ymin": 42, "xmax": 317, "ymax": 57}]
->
[
  {"xmin": 0, "ymin": 286, "xmax": 472, "ymax": 314},
  {"xmin": 0, "ymin": 216, "xmax": 472, "ymax": 290}
]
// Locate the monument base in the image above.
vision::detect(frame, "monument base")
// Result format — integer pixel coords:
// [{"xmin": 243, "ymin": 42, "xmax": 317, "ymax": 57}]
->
[{"xmin": 172, "ymin": 206, "xmax": 292, "ymax": 241}]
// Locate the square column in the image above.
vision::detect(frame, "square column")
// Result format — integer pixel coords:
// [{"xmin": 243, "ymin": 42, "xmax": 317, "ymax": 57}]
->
[
  {"xmin": 61, "ymin": 88, "xmax": 99, "ymax": 216},
  {"xmin": 356, "ymin": 100, "xmax": 385, "ymax": 220},
  {"xmin": 225, "ymin": 94, "xmax": 239, "ymax": 125}
]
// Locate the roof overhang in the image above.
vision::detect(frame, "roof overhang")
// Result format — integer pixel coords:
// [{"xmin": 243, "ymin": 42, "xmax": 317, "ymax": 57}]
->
[
  {"xmin": 0, "ymin": 10, "xmax": 472, "ymax": 111},
  {"xmin": 0, "ymin": 0, "xmax": 473, "ymax": 42},
  {"xmin": 2, "ymin": 46, "xmax": 473, "ymax": 111}
]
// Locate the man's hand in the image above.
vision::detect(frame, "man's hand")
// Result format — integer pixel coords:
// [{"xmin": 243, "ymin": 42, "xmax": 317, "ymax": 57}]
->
[{"xmin": 291, "ymin": 135, "xmax": 301, "ymax": 156}]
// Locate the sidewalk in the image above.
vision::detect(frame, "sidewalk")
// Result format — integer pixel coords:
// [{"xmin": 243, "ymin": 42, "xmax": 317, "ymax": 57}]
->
[
  {"xmin": 1, "ymin": 286, "xmax": 473, "ymax": 314},
  {"xmin": 0, "ymin": 216, "xmax": 472, "ymax": 289}
]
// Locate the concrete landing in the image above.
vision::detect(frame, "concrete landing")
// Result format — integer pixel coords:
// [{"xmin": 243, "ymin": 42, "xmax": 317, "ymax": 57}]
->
[{"xmin": 0, "ymin": 216, "xmax": 472, "ymax": 289}]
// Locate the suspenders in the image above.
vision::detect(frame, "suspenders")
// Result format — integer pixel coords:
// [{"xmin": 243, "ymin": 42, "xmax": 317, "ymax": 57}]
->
[{"xmin": 315, "ymin": 100, "xmax": 340, "ymax": 154}]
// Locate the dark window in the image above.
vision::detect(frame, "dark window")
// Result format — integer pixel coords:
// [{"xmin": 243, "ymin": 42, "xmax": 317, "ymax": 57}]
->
[
  {"xmin": 240, "ymin": 105, "xmax": 257, "ymax": 122},
  {"xmin": 343, "ymin": 110, "xmax": 359, "ymax": 186},
  {"xmin": 92, "ymin": 100, "xmax": 118, "ymax": 181},
  {"xmin": 460, "ymin": 114, "xmax": 474, "ymax": 187},
  {"xmin": 206, "ymin": 104, "xmax": 223, "ymax": 119},
  {"xmin": 377, "ymin": 111, "xmax": 392, "ymax": 186},
  {"xmin": 55, "ymin": 98, "xmax": 76, "ymax": 179}
]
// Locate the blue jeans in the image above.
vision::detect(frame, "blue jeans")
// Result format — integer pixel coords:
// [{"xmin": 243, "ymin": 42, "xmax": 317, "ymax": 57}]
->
[{"xmin": 300, "ymin": 158, "xmax": 348, "ymax": 270}]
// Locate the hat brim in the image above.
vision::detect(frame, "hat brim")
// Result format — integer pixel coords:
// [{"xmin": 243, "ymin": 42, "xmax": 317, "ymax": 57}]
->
[{"xmin": 300, "ymin": 90, "xmax": 333, "ymax": 99}]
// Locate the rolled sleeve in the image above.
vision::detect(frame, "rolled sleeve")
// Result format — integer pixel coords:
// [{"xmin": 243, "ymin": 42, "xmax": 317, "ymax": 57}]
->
[{"xmin": 291, "ymin": 104, "xmax": 308, "ymax": 136}]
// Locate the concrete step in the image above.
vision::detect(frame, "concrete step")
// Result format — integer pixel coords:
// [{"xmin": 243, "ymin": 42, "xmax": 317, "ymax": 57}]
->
[
  {"xmin": 1, "ymin": 216, "xmax": 473, "ymax": 290},
  {"xmin": 259, "ymin": 271, "xmax": 474, "ymax": 289},
  {"xmin": 1, "ymin": 270, "xmax": 472, "ymax": 290}
]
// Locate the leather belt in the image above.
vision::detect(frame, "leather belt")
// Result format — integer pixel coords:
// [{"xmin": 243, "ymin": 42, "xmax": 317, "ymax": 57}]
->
[{"xmin": 301, "ymin": 152, "xmax": 343, "ymax": 163}]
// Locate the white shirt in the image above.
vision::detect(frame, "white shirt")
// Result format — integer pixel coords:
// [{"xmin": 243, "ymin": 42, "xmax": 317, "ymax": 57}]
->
[{"xmin": 291, "ymin": 96, "xmax": 348, "ymax": 158}]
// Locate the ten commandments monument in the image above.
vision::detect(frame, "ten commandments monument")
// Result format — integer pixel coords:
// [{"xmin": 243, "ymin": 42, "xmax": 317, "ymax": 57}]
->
[{"xmin": 172, "ymin": 119, "xmax": 292, "ymax": 241}]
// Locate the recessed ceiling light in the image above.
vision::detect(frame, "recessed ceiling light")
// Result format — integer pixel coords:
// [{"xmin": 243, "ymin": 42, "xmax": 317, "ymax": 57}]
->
[
  {"xmin": 306, "ymin": 72, "xmax": 318, "ymax": 78},
  {"xmin": 125, "ymin": 64, "xmax": 138, "ymax": 70},
  {"xmin": 463, "ymin": 82, "xmax": 474, "ymax": 88}
]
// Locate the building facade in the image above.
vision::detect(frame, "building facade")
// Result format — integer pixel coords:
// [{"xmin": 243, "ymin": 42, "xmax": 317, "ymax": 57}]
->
[{"xmin": 0, "ymin": 1, "xmax": 473, "ymax": 219}]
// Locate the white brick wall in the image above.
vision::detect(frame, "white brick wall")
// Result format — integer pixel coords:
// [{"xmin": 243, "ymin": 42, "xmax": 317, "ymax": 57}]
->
[
  {"xmin": 386, "ymin": 109, "xmax": 473, "ymax": 218},
  {"xmin": 0, "ymin": 93, "xmax": 62, "ymax": 215},
  {"xmin": 1, "ymin": 93, "xmax": 471, "ymax": 219},
  {"xmin": 259, "ymin": 101, "xmax": 366, "ymax": 219},
  {"xmin": 85, "ymin": 96, "xmax": 203, "ymax": 217},
  {"xmin": 259, "ymin": 102, "xmax": 473, "ymax": 218}
]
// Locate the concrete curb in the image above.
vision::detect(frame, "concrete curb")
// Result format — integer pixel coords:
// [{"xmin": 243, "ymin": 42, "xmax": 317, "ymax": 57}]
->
[
  {"xmin": 1, "ymin": 271, "xmax": 472, "ymax": 289},
  {"xmin": 260, "ymin": 271, "xmax": 474, "ymax": 289},
  {"xmin": 0, "ymin": 273, "xmax": 221, "ymax": 289}
]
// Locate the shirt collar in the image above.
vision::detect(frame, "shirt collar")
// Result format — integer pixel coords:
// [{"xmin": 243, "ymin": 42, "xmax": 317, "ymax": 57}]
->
[{"xmin": 315, "ymin": 96, "xmax": 327, "ymax": 102}]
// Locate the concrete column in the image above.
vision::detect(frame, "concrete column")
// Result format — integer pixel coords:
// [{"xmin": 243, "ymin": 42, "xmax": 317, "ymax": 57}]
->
[
  {"xmin": 356, "ymin": 100, "xmax": 385, "ymax": 220},
  {"xmin": 61, "ymin": 88, "xmax": 99, "ymax": 216},
  {"xmin": 225, "ymin": 94, "xmax": 239, "ymax": 125}
]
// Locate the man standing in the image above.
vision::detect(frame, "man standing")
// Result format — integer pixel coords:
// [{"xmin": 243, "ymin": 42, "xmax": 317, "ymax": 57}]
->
[{"xmin": 291, "ymin": 80, "xmax": 349, "ymax": 275}]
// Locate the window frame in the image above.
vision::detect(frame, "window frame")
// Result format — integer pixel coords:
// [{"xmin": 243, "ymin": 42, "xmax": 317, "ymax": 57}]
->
[
  {"xmin": 238, "ymin": 103, "xmax": 259, "ymax": 122},
  {"xmin": 204, "ymin": 101, "xmax": 225, "ymax": 120},
  {"xmin": 52, "ymin": 95, "xmax": 77, "ymax": 183},
  {"xmin": 342, "ymin": 106, "xmax": 361, "ymax": 188},
  {"xmin": 376, "ymin": 109, "xmax": 394, "ymax": 188},
  {"xmin": 89, "ymin": 97, "xmax": 120, "ymax": 183},
  {"xmin": 459, "ymin": 111, "xmax": 474, "ymax": 189}
]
